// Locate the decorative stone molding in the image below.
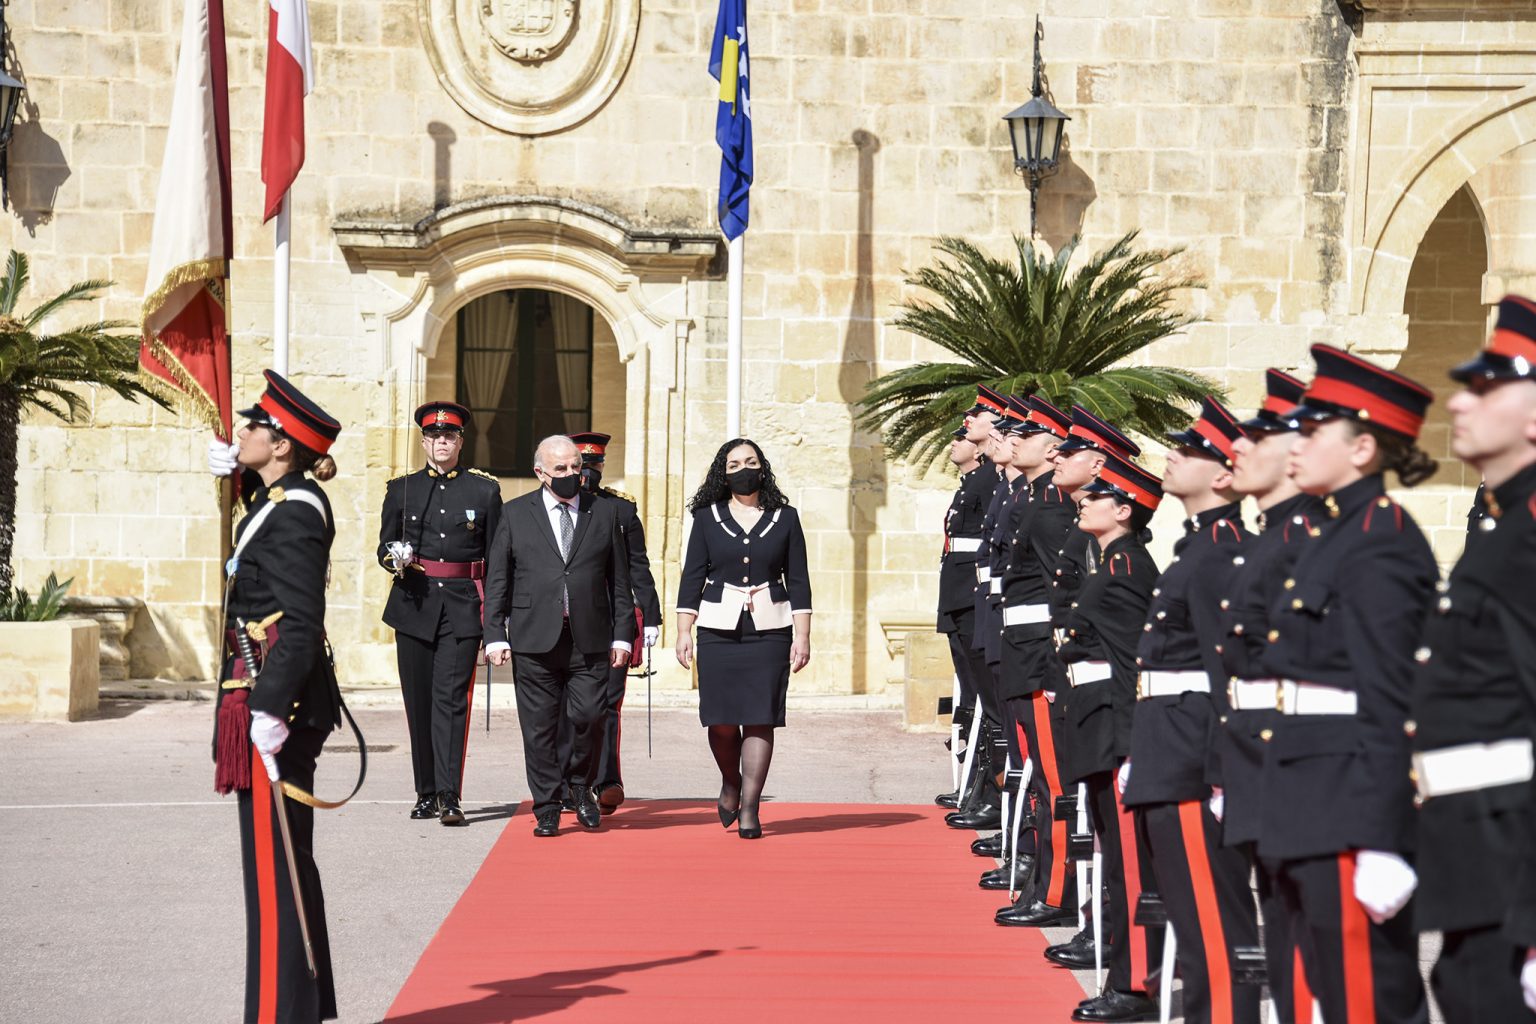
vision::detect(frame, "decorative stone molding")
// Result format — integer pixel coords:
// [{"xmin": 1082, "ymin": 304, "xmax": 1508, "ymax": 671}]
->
[
  {"xmin": 1358, "ymin": 0, "xmax": 1536, "ymax": 11},
  {"xmin": 60, "ymin": 595, "xmax": 143, "ymax": 683},
  {"xmin": 419, "ymin": 0, "xmax": 641, "ymax": 135}
]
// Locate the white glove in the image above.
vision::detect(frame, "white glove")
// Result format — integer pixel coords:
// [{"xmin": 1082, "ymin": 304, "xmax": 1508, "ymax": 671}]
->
[
  {"xmin": 386, "ymin": 541, "xmax": 416, "ymax": 569},
  {"xmin": 1352, "ymin": 849, "xmax": 1417, "ymax": 924},
  {"xmin": 1521, "ymin": 950, "xmax": 1536, "ymax": 1012},
  {"xmin": 1209, "ymin": 786, "xmax": 1225, "ymax": 822},
  {"xmin": 1117, "ymin": 759, "xmax": 1132, "ymax": 795},
  {"xmin": 208, "ymin": 439, "xmax": 240, "ymax": 477},
  {"xmin": 643, "ymin": 626, "xmax": 659, "ymax": 648},
  {"xmin": 250, "ymin": 710, "xmax": 289, "ymax": 782}
]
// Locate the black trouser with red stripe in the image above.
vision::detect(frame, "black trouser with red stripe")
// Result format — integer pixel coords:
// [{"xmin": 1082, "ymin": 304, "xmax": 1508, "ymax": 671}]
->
[
  {"xmin": 1241, "ymin": 842, "xmax": 1317, "ymax": 1024},
  {"xmin": 239, "ymin": 727, "xmax": 336, "ymax": 1024},
  {"xmin": 1137, "ymin": 800, "xmax": 1262, "ymax": 1023},
  {"xmin": 1260, "ymin": 852, "xmax": 1429, "ymax": 1024},
  {"xmin": 1085, "ymin": 768, "xmax": 1163, "ymax": 994},
  {"xmin": 396, "ymin": 609, "xmax": 480, "ymax": 800},
  {"xmin": 1432, "ymin": 924, "xmax": 1534, "ymax": 1024},
  {"xmin": 1005, "ymin": 690, "xmax": 1076, "ymax": 909}
]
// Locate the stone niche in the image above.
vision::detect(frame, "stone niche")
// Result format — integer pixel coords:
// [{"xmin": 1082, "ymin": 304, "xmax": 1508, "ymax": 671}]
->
[{"xmin": 60, "ymin": 596, "xmax": 143, "ymax": 682}]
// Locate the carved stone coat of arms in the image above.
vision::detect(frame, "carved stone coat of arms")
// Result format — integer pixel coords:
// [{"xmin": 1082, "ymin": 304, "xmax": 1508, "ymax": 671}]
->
[{"xmin": 480, "ymin": 0, "xmax": 578, "ymax": 62}]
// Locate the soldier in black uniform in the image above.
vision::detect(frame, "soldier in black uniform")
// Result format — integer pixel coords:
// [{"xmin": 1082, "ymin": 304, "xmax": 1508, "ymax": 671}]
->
[
  {"xmin": 1255, "ymin": 344, "xmax": 1438, "ymax": 1024},
  {"xmin": 1410, "ymin": 295, "xmax": 1536, "ymax": 1022},
  {"xmin": 987, "ymin": 396, "xmax": 1077, "ymax": 920},
  {"xmin": 1213, "ymin": 369, "xmax": 1325, "ymax": 1024},
  {"xmin": 563, "ymin": 430, "xmax": 661, "ymax": 814},
  {"xmin": 377, "ymin": 402, "xmax": 502, "ymax": 825},
  {"xmin": 1055, "ymin": 450, "xmax": 1165, "ymax": 1023},
  {"xmin": 935, "ymin": 385, "xmax": 1007, "ymax": 812},
  {"xmin": 209, "ymin": 371, "xmax": 344, "ymax": 1024},
  {"xmin": 1121, "ymin": 396, "xmax": 1260, "ymax": 1024}
]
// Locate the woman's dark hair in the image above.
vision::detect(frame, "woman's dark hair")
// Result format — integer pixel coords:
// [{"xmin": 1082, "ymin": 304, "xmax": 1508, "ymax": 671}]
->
[
  {"xmin": 687, "ymin": 437, "xmax": 788, "ymax": 513},
  {"xmin": 261, "ymin": 423, "xmax": 338, "ymax": 482},
  {"xmin": 1346, "ymin": 421, "xmax": 1438, "ymax": 488},
  {"xmin": 1126, "ymin": 502, "xmax": 1155, "ymax": 535}
]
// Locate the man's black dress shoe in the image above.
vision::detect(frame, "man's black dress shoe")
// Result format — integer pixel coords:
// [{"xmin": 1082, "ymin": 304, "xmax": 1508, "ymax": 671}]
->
[
  {"xmin": 573, "ymin": 786, "xmax": 601, "ymax": 830},
  {"xmin": 945, "ymin": 802, "xmax": 1002, "ymax": 830},
  {"xmin": 996, "ymin": 898, "xmax": 1074, "ymax": 926},
  {"xmin": 438, "ymin": 792, "xmax": 465, "ymax": 826},
  {"xmin": 971, "ymin": 833, "xmax": 1004, "ymax": 857},
  {"xmin": 532, "ymin": 810, "xmax": 560, "ymax": 837},
  {"xmin": 979, "ymin": 855, "xmax": 1035, "ymax": 891},
  {"xmin": 409, "ymin": 795, "xmax": 437, "ymax": 820},
  {"xmin": 597, "ymin": 783, "xmax": 624, "ymax": 814},
  {"xmin": 935, "ymin": 790, "xmax": 960, "ymax": 809},
  {"xmin": 1045, "ymin": 932, "xmax": 1105, "ymax": 969},
  {"xmin": 1070, "ymin": 989, "xmax": 1157, "ymax": 1023}
]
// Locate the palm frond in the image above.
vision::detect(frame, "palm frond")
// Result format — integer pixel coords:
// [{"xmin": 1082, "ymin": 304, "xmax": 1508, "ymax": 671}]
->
[{"xmin": 0, "ymin": 251, "xmax": 28, "ymax": 318}]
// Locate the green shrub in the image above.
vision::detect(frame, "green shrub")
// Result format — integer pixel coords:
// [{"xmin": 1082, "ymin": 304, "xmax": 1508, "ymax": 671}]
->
[{"xmin": 0, "ymin": 572, "xmax": 74, "ymax": 622}]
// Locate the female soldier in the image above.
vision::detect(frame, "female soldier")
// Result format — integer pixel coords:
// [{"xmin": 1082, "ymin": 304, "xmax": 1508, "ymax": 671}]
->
[
  {"xmin": 674, "ymin": 439, "xmax": 812, "ymax": 839},
  {"xmin": 209, "ymin": 370, "xmax": 344, "ymax": 1024}
]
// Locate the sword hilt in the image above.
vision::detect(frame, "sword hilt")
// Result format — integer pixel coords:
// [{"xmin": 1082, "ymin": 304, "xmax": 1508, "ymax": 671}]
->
[{"xmin": 233, "ymin": 618, "xmax": 261, "ymax": 679}]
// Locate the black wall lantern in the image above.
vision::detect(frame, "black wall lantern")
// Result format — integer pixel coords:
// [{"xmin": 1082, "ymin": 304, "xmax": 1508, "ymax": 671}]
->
[
  {"xmin": 1003, "ymin": 17, "xmax": 1069, "ymax": 237},
  {"xmin": 0, "ymin": 1, "xmax": 25, "ymax": 210}
]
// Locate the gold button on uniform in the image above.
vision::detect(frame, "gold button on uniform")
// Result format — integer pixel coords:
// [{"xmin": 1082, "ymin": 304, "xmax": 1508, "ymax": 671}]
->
[
  {"xmin": 1267, "ymin": 630, "xmax": 1279, "ymax": 642},
  {"xmin": 1403, "ymin": 719, "xmax": 1417, "ymax": 737},
  {"xmin": 1260, "ymin": 729, "xmax": 1274, "ymax": 742},
  {"xmin": 1284, "ymin": 578, "xmax": 1295, "ymax": 590}
]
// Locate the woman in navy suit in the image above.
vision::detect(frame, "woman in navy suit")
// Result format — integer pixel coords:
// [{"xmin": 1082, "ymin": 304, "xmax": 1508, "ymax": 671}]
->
[{"xmin": 675, "ymin": 439, "xmax": 812, "ymax": 838}]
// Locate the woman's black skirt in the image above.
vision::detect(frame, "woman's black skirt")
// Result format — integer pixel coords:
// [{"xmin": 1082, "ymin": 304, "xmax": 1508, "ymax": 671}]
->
[{"xmin": 697, "ymin": 616, "xmax": 791, "ymax": 727}]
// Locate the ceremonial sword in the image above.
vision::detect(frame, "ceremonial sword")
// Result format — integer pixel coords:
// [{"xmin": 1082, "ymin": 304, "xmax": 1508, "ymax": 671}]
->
[{"xmin": 234, "ymin": 617, "xmax": 319, "ymax": 980}]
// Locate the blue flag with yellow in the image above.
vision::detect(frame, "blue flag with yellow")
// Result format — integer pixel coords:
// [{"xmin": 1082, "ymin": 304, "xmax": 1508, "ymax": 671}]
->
[{"xmin": 708, "ymin": 0, "xmax": 752, "ymax": 240}]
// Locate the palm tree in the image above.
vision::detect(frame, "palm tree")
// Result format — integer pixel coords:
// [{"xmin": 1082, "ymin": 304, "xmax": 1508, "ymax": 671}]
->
[
  {"xmin": 857, "ymin": 232, "xmax": 1219, "ymax": 465},
  {"xmin": 0, "ymin": 251, "xmax": 168, "ymax": 591}
]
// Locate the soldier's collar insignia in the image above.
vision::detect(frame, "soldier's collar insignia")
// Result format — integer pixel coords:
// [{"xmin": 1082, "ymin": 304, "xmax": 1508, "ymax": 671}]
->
[
  {"xmin": 447, "ymin": 469, "xmax": 459, "ymax": 479},
  {"xmin": 269, "ymin": 486, "xmax": 287, "ymax": 504},
  {"xmin": 1485, "ymin": 492, "xmax": 1503, "ymax": 520},
  {"xmin": 427, "ymin": 468, "xmax": 439, "ymax": 478},
  {"xmin": 1324, "ymin": 495, "xmax": 1340, "ymax": 519},
  {"xmin": 1256, "ymin": 511, "xmax": 1268, "ymax": 533}
]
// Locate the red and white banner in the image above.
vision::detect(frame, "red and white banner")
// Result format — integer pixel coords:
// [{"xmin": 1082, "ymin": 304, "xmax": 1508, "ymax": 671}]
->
[
  {"xmin": 140, "ymin": 0, "xmax": 234, "ymax": 437},
  {"xmin": 261, "ymin": 0, "xmax": 313, "ymax": 222}
]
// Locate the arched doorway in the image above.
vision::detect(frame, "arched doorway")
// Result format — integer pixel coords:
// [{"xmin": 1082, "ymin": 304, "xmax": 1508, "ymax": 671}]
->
[{"xmin": 424, "ymin": 287, "xmax": 628, "ymax": 496}]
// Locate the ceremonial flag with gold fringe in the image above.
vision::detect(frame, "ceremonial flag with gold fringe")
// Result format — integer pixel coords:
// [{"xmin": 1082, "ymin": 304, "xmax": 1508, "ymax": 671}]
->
[{"xmin": 140, "ymin": 0, "xmax": 234, "ymax": 438}]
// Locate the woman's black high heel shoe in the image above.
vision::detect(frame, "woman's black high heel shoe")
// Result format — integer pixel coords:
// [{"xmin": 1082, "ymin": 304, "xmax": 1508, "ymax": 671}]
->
[
  {"xmin": 717, "ymin": 784, "xmax": 740, "ymax": 828},
  {"xmin": 737, "ymin": 806, "xmax": 762, "ymax": 839}
]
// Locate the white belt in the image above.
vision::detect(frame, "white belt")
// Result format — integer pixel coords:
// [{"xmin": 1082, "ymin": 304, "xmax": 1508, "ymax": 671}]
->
[
  {"xmin": 976, "ymin": 565, "xmax": 992, "ymax": 584},
  {"xmin": 1003, "ymin": 603, "xmax": 1051, "ymax": 627},
  {"xmin": 1277, "ymin": 680, "xmax": 1357, "ymax": 716},
  {"xmin": 949, "ymin": 537, "xmax": 982, "ymax": 553},
  {"xmin": 988, "ymin": 576, "xmax": 1002, "ymax": 595},
  {"xmin": 1227, "ymin": 678, "xmax": 1279, "ymax": 711},
  {"xmin": 1413, "ymin": 738, "xmax": 1535, "ymax": 801},
  {"xmin": 1069, "ymin": 660, "xmax": 1112, "ymax": 687},
  {"xmin": 1137, "ymin": 670, "xmax": 1210, "ymax": 700}
]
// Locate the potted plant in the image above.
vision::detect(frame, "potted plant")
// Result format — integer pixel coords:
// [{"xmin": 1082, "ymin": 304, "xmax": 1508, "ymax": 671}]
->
[{"xmin": 0, "ymin": 572, "xmax": 101, "ymax": 720}]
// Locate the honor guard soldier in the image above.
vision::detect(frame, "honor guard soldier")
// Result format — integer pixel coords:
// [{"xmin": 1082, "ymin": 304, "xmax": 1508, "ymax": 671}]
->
[
  {"xmin": 1410, "ymin": 296, "xmax": 1536, "ymax": 1022},
  {"xmin": 1255, "ymin": 345, "xmax": 1438, "ymax": 1024},
  {"xmin": 1214, "ymin": 369, "xmax": 1324, "ymax": 1024},
  {"xmin": 1122, "ymin": 396, "xmax": 1260, "ymax": 1024},
  {"xmin": 1054, "ymin": 451, "xmax": 1166, "ymax": 1022},
  {"xmin": 208, "ymin": 371, "xmax": 346, "ymax": 1024},
  {"xmin": 565, "ymin": 430, "xmax": 661, "ymax": 814},
  {"xmin": 935, "ymin": 385, "xmax": 1007, "ymax": 811},
  {"xmin": 989, "ymin": 396, "xmax": 1078, "ymax": 922},
  {"xmin": 377, "ymin": 402, "xmax": 502, "ymax": 826}
]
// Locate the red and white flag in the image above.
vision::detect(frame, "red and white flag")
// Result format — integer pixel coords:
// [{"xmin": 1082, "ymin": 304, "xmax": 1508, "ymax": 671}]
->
[
  {"xmin": 261, "ymin": 0, "xmax": 312, "ymax": 222},
  {"xmin": 140, "ymin": 0, "xmax": 234, "ymax": 438}
]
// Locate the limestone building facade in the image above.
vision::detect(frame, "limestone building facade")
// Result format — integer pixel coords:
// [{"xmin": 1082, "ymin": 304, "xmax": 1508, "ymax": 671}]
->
[{"xmin": 5, "ymin": 0, "xmax": 1534, "ymax": 695}]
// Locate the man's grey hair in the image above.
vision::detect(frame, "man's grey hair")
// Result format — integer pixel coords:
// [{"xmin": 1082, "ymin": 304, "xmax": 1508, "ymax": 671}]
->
[{"xmin": 533, "ymin": 434, "xmax": 577, "ymax": 471}]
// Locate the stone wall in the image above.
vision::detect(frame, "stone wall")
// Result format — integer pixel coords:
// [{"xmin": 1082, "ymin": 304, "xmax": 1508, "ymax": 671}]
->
[{"xmin": 5, "ymin": 1, "xmax": 1534, "ymax": 693}]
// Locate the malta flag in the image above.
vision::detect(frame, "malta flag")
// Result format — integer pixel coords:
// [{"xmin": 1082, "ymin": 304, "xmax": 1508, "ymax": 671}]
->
[
  {"xmin": 261, "ymin": 0, "xmax": 313, "ymax": 222},
  {"xmin": 140, "ymin": 0, "xmax": 234, "ymax": 438}
]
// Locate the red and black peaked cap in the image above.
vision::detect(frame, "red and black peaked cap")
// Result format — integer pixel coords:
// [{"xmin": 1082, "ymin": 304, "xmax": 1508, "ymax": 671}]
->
[
  {"xmin": 966, "ymin": 384, "xmax": 1008, "ymax": 418},
  {"xmin": 1081, "ymin": 450, "xmax": 1163, "ymax": 512},
  {"xmin": 239, "ymin": 370, "xmax": 341, "ymax": 455},
  {"xmin": 1056, "ymin": 405, "xmax": 1142, "ymax": 460},
  {"xmin": 414, "ymin": 401, "xmax": 471, "ymax": 433},
  {"xmin": 1239, "ymin": 369, "xmax": 1308, "ymax": 433},
  {"xmin": 1019, "ymin": 395, "xmax": 1072, "ymax": 439},
  {"xmin": 1167, "ymin": 395, "xmax": 1244, "ymax": 467},
  {"xmin": 1290, "ymin": 344, "xmax": 1433, "ymax": 441},
  {"xmin": 1451, "ymin": 294, "xmax": 1536, "ymax": 383},
  {"xmin": 1000, "ymin": 394, "xmax": 1031, "ymax": 434},
  {"xmin": 569, "ymin": 431, "xmax": 612, "ymax": 461}
]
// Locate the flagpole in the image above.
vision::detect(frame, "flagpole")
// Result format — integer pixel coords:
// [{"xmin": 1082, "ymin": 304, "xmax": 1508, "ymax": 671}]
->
[
  {"xmin": 273, "ymin": 192, "xmax": 291, "ymax": 375},
  {"xmin": 726, "ymin": 232, "xmax": 743, "ymax": 438}
]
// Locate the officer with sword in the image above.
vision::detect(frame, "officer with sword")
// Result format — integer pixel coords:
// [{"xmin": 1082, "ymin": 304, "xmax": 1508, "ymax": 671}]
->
[{"xmin": 377, "ymin": 401, "xmax": 502, "ymax": 826}]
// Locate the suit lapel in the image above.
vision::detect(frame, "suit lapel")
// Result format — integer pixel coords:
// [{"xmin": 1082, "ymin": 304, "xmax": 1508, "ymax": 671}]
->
[
  {"xmin": 524, "ymin": 492, "xmax": 562, "ymax": 559},
  {"xmin": 566, "ymin": 492, "xmax": 595, "ymax": 561}
]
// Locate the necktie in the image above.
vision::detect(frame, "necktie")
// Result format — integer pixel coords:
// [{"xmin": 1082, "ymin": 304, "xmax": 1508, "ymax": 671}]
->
[{"xmin": 558, "ymin": 502, "xmax": 573, "ymax": 615}]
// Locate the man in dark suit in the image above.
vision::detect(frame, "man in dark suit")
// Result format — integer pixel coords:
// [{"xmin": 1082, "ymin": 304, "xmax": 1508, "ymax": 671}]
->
[
  {"xmin": 377, "ymin": 401, "xmax": 503, "ymax": 826},
  {"xmin": 484, "ymin": 435, "xmax": 634, "ymax": 836}
]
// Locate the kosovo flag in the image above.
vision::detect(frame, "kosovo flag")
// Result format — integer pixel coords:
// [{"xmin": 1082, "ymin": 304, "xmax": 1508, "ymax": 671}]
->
[{"xmin": 708, "ymin": 0, "xmax": 752, "ymax": 240}]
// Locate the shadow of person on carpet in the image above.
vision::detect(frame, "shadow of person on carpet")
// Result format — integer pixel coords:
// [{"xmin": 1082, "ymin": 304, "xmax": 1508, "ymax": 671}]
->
[
  {"xmin": 594, "ymin": 803, "xmax": 926, "ymax": 835},
  {"xmin": 762, "ymin": 810, "xmax": 925, "ymax": 835},
  {"xmin": 379, "ymin": 950, "xmax": 724, "ymax": 1023},
  {"xmin": 460, "ymin": 802, "xmax": 524, "ymax": 826}
]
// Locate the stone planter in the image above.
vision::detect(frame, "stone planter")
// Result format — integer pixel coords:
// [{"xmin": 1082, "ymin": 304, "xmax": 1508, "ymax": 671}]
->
[
  {"xmin": 0, "ymin": 620, "xmax": 101, "ymax": 721},
  {"xmin": 902, "ymin": 630, "xmax": 955, "ymax": 733},
  {"xmin": 60, "ymin": 595, "xmax": 143, "ymax": 682}
]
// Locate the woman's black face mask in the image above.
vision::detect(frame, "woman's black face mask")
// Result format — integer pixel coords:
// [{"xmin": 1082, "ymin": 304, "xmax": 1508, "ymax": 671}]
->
[{"xmin": 726, "ymin": 467, "xmax": 763, "ymax": 496}]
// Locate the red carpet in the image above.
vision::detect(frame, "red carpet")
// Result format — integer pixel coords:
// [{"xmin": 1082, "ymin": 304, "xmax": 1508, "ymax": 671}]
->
[{"xmin": 384, "ymin": 801, "xmax": 1088, "ymax": 1022}]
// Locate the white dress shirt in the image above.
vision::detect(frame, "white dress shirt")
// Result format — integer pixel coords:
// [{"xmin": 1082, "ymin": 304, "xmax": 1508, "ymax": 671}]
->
[{"xmin": 485, "ymin": 484, "xmax": 632, "ymax": 657}]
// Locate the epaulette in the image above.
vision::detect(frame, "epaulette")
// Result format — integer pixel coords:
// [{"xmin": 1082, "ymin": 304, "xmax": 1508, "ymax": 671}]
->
[
  {"xmin": 387, "ymin": 471, "xmax": 410, "ymax": 485},
  {"xmin": 601, "ymin": 486, "xmax": 637, "ymax": 504},
  {"xmin": 1361, "ymin": 495, "xmax": 1405, "ymax": 533},
  {"xmin": 1281, "ymin": 514, "xmax": 1312, "ymax": 544},
  {"xmin": 468, "ymin": 468, "xmax": 499, "ymax": 482},
  {"xmin": 1209, "ymin": 519, "xmax": 1243, "ymax": 544},
  {"xmin": 1107, "ymin": 551, "xmax": 1133, "ymax": 576}
]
